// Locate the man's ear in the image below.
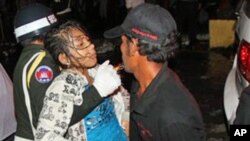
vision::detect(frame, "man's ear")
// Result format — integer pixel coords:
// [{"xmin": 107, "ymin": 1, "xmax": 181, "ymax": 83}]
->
[
  {"xmin": 130, "ymin": 38, "xmax": 139, "ymax": 56},
  {"xmin": 58, "ymin": 53, "xmax": 69, "ymax": 65}
]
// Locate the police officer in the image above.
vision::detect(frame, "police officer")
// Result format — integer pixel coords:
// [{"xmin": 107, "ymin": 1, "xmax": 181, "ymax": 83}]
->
[{"xmin": 13, "ymin": 3, "xmax": 121, "ymax": 141}]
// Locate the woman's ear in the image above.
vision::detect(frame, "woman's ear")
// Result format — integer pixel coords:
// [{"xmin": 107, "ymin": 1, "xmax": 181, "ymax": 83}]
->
[{"xmin": 58, "ymin": 53, "xmax": 69, "ymax": 66}]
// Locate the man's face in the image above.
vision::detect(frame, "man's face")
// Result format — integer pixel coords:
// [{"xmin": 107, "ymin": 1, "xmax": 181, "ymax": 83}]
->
[
  {"xmin": 120, "ymin": 35, "xmax": 135, "ymax": 73},
  {"xmin": 68, "ymin": 28, "xmax": 97, "ymax": 68}
]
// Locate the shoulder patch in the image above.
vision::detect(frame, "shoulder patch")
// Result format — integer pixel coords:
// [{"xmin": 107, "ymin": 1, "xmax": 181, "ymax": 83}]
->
[{"xmin": 35, "ymin": 65, "xmax": 54, "ymax": 83}]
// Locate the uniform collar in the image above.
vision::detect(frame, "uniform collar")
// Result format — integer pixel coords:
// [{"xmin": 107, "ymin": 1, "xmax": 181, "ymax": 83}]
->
[{"xmin": 24, "ymin": 44, "xmax": 45, "ymax": 51}]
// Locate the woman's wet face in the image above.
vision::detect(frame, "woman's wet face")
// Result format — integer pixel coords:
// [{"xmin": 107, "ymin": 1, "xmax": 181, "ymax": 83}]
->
[{"xmin": 67, "ymin": 28, "xmax": 97, "ymax": 68}]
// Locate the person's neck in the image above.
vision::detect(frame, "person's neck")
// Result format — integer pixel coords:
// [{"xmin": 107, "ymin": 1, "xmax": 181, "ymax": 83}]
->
[
  {"xmin": 134, "ymin": 60, "xmax": 163, "ymax": 97},
  {"xmin": 78, "ymin": 67, "xmax": 93, "ymax": 85},
  {"xmin": 30, "ymin": 40, "xmax": 44, "ymax": 46}
]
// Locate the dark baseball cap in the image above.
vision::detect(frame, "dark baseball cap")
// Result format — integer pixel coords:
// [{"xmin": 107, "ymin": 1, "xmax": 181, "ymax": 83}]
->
[{"xmin": 104, "ymin": 3, "xmax": 177, "ymax": 46}]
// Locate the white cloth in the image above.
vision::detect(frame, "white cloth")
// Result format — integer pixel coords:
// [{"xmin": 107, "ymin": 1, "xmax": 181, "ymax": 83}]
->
[
  {"xmin": 93, "ymin": 60, "xmax": 121, "ymax": 97},
  {"xmin": 125, "ymin": 0, "xmax": 144, "ymax": 9},
  {"xmin": 112, "ymin": 87, "xmax": 130, "ymax": 124},
  {"xmin": 0, "ymin": 63, "xmax": 16, "ymax": 140}
]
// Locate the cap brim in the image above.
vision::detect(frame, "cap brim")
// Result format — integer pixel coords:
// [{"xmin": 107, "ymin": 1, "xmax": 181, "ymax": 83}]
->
[{"xmin": 103, "ymin": 26, "xmax": 123, "ymax": 39}]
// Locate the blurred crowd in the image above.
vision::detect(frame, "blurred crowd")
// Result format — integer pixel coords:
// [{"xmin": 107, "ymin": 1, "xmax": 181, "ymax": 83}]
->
[
  {"xmin": 0, "ymin": 0, "xmax": 242, "ymax": 43},
  {"xmin": 0, "ymin": 0, "xmax": 244, "ymax": 80}
]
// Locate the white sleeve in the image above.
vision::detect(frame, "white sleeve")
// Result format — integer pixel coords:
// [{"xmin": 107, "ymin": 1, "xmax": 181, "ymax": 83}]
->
[
  {"xmin": 35, "ymin": 79, "xmax": 77, "ymax": 141},
  {"xmin": 0, "ymin": 64, "xmax": 16, "ymax": 140}
]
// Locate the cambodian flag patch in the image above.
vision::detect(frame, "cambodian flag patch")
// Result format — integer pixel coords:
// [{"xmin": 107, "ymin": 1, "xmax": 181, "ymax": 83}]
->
[{"xmin": 35, "ymin": 65, "xmax": 53, "ymax": 83}]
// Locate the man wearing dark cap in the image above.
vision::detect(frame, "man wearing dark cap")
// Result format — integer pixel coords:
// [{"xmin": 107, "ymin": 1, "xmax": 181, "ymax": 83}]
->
[
  {"xmin": 13, "ymin": 3, "xmax": 122, "ymax": 141},
  {"xmin": 104, "ymin": 3, "xmax": 205, "ymax": 140}
]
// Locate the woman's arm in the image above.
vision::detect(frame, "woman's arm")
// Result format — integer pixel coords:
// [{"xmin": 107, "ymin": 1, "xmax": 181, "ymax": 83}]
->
[{"xmin": 35, "ymin": 78, "xmax": 77, "ymax": 141}]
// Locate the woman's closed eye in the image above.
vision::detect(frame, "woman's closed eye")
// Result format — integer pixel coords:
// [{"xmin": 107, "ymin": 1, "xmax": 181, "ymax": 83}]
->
[{"xmin": 75, "ymin": 42, "xmax": 92, "ymax": 50}]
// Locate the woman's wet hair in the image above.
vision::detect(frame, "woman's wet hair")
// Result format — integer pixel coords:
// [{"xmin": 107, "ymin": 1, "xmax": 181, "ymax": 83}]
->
[{"xmin": 44, "ymin": 20, "xmax": 89, "ymax": 67}]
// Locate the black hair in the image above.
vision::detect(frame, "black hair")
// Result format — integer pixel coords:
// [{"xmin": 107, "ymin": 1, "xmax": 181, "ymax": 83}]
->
[
  {"xmin": 94, "ymin": 39, "xmax": 121, "ymax": 65},
  {"xmin": 20, "ymin": 34, "xmax": 45, "ymax": 46},
  {"xmin": 44, "ymin": 20, "xmax": 88, "ymax": 67},
  {"xmin": 126, "ymin": 30, "xmax": 178, "ymax": 63}
]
